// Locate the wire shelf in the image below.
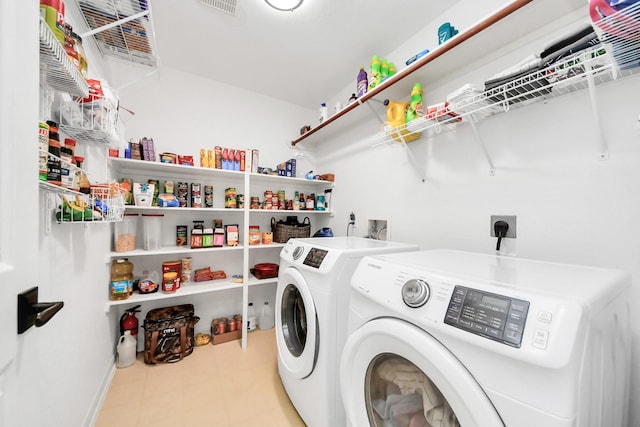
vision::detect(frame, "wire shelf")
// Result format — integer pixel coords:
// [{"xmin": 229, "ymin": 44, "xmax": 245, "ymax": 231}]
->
[
  {"xmin": 75, "ymin": 0, "xmax": 158, "ymax": 67},
  {"xmin": 57, "ymin": 96, "xmax": 125, "ymax": 145},
  {"xmin": 39, "ymin": 18, "xmax": 89, "ymax": 97},
  {"xmin": 55, "ymin": 189, "xmax": 125, "ymax": 223},
  {"xmin": 370, "ymin": 42, "xmax": 635, "ymax": 147}
]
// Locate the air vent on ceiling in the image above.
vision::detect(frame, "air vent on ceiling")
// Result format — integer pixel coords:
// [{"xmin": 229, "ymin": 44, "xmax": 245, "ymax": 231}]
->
[{"xmin": 201, "ymin": 0, "xmax": 237, "ymax": 16}]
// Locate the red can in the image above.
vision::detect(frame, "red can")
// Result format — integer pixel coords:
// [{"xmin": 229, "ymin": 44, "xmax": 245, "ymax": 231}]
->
[{"xmin": 162, "ymin": 260, "xmax": 181, "ymax": 290}]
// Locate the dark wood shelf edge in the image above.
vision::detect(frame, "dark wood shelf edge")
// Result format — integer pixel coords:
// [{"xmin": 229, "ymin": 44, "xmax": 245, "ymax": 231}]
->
[{"xmin": 290, "ymin": 0, "xmax": 532, "ymax": 147}]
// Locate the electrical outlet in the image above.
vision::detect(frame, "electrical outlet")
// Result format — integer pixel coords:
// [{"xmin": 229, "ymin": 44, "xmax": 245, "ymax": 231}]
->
[
  {"xmin": 490, "ymin": 215, "xmax": 517, "ymax": 238},
  {"xmin": 349, "ymin": 212, "xmax": 357, "ymax": 228}
]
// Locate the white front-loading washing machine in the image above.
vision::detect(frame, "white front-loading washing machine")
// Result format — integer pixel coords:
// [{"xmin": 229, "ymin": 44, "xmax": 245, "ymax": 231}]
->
[
  {"xmin": 340, "ymin": 249, "xmax": 631, "ymax": 427},
  {"xmin": 276, "ymin": 237, "xmax": 419, "ymax": 427}
]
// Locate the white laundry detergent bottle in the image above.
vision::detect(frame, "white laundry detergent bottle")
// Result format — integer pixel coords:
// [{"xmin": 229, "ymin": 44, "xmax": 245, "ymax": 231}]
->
[
  {"xmin": 116, "ymin": 330, "xmax": 137, "ymax": 368},
  {"xmin": 258, "ymin": 301, "xmax": 275, "ymax": 330}
]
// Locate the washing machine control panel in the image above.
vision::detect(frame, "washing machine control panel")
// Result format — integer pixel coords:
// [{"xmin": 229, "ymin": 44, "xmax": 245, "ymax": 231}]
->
[
  {"xmin": 444, "ymin": 285, "xmax": 530, "ymax": 348},
  {"xmin": 402, "ymin": 279, "xmax": 431, "ymax": 308},
  {"xmin": 302, "ymin": 247, "xmax": 329, "ymax": 268}
]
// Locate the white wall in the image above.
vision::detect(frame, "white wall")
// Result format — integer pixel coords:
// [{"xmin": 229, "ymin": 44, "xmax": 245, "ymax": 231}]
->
[
  {"xmin": 313, "ymin": 2, "xmax": 640, "ymax": 426},
  {"xmin": 24, "ymin": 2, "xmax": 314, "ymax": 426}
]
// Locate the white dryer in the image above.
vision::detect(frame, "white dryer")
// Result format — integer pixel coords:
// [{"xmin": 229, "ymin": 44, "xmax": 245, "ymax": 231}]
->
[
  {"xmin": 276, "ymin": 237, "xmax": 419, "ymax": 427},
  {"xmin": 340, "ymin": 249, "xmax": 631, "ymax": 427}
]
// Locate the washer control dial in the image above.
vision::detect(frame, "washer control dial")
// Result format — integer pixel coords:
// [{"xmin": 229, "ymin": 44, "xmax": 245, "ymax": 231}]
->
[
  {"xmin": 292, "ymin": 246, "xmax": 304, "ymax": 260},
  {"xmin": 402, "ymin": 279, "xmax": 431, "ymax": 308}
]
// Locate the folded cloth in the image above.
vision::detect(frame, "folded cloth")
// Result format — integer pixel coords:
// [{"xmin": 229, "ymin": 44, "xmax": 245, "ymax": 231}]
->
[
  {"xmin": 540, "ymin": 25, "xmax": 598, "ymax": 61},
  {"xmin": 484, "ymin": 64, "xmax": 550, "ymax": 105},
  {"xmin": 541, "ymin": 27, "xmax": 601, "ymax": 67}
]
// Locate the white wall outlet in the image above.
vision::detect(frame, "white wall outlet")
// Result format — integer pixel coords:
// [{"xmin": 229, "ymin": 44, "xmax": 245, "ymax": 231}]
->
[{"xmin": 490, "ymin": 215, "xmax": 517, "ymax": 238}]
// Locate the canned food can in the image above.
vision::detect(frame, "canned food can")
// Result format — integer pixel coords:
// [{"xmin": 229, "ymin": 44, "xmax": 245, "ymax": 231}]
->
[
  {"xmin": 162, "ymin": 260, "xmax": 181, "ymax": 290},
  {"xmin": 177, "ymin": 182, "xmax": 188, "ymax": 207},
  {"xmin": 191, "ymin": 183, "xmax": 202, "ymax": 208},
  {"xmin": 204, "ymin": 185, "xmax": 213, "ymax": 208},
  {"xmin": 236, "ymin": 194, "xmax": 245, "ymax": 209}
]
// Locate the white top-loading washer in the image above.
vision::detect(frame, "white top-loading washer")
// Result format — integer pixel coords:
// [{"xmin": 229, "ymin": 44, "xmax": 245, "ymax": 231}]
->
[
  {"xmin": 276, "ymin": 237, "xmax": 419, "ymax": 427},
  {"xmin": 340, "ymin": 249, "xmax": 631, "ymax": 427}
]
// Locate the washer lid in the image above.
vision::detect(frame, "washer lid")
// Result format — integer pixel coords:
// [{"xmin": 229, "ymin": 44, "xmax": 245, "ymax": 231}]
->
[
  {"xmin": 340, "ymin": 317, "xmax": 504, "ymax": 427},
  {"xmin": 275, "ymin": 267, "xmax": 318, "ymax": 379}
]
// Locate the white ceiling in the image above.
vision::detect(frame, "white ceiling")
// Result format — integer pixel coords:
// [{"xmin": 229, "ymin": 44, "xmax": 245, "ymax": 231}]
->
[{"xmin": 150, "ymin": 0, "xmax": 459, "ymax": 108}]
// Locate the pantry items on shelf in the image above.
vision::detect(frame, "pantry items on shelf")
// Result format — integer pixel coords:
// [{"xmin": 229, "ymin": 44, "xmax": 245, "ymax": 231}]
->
[
  {"xmin": 211, "ymin": 315, "xmax": 242, "ymax": 344},
  {"xmin": 40, "ymin": 0, "xmax": 65, "ymax": 43},
  {"xmin": 133, "ymin": 182, "xmax": 154, "ymax": 206},
  {"xmin": 194, "ymin": 267, "xmax": 227, "ymax": 282},
  {"xmin": 198, "ymin": 147, "xmax": 259, "ymax": 172},
  {"xmin": 110, "ymin": 258, "xmax": 134, "ymax": 301},
  {"xmin": 56, "ymin": 182, "xmax": 125, "ymax": 223},
  {"xmin": 277, "ymin": 158, "xmax": 297, "ymax": 177},
  {"xmin": 114, "ymin": 213, "xmax": 138, "ymax": 252},
  {"xmin": 162, "ymin": 260, "xmax": 181, "ymax": 292}
]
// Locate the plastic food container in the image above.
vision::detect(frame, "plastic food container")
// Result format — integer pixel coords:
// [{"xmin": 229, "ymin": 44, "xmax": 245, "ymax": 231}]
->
[
  {"xmin": 114, "ymin": 213, "xmax": 138, "ymax": 252},
  {"xmin": 142, "ymin": 213, "xmax": 163, "ymax": 250}
]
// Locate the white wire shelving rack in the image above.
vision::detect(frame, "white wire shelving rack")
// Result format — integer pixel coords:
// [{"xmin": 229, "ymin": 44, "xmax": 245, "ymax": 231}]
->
[
  {"xmin": 39, "ymin": 18, "xmax": 89, "ymax": 97},
  {"xmin": 363, "ymin": 3, "xmax": 640, "ymax": 178},
  {"xmin": 74, "ymin": 0, "xmax": 159, "ymax": 68}
]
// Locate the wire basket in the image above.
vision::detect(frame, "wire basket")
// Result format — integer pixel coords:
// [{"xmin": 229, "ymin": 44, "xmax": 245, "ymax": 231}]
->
[{"xmin": 271, "ymin": 217, "xmax": 311, "ymax": 243}]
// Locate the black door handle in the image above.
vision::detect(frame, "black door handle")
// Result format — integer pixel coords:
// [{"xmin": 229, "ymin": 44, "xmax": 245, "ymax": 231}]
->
[{"xmin": 18, "ymin": 287, "xmax": 64, "ymax": 334}]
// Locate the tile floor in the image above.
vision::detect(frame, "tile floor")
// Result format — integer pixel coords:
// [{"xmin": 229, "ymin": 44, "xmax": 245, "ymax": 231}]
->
[{"xmin": 95, "ymin": 329, "xmax": 305, "ymax": 427}]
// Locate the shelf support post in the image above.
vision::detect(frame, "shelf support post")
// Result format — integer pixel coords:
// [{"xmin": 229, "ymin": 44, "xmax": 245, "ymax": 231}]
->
[
  {"xmin": 585, "ymin": 69, "xmax": 609, "ymax": 160},
  {"xmin": 469, "ymin": 117, "xmax": 496, "ymax": 176}
]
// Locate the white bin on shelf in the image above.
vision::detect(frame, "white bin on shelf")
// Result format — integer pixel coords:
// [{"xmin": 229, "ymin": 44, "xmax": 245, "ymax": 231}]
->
[{"xmin": 142, "ymin": 213, "xmax": 163, "ymax": 250}]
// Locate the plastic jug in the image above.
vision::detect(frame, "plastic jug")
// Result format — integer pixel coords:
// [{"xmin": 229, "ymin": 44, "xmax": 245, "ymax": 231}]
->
[
  {"xmin": 116, "ymin": 330, "xmax": 136, "ymax": 368},
  {"xmin": 258, "ymin": 301, "xmax": 275, "ymax": 330}
]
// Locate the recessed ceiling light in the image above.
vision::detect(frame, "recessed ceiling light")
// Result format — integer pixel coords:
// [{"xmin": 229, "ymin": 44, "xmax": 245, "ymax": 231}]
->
[{"xmin": 264, "ymin": 0, "xmax": 303, "ymax": 12}]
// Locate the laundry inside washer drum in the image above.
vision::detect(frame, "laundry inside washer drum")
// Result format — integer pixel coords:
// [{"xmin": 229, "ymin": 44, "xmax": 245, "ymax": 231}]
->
[{"xmin": 282, "ymin": 284, "xmax": 308, "ymax": 357}]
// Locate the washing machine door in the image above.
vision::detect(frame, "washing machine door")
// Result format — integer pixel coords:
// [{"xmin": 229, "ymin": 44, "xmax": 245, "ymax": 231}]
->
[
  {"xmin": 276, "ymin": 267, "xmax": 318, "ymax": 379},
  {"xmin": 341, "ymin": 318, "xmax": 504, "ymax": 427}
]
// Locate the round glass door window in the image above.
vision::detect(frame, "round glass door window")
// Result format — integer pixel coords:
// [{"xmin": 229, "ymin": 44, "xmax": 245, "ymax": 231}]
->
[
  {"xmin": 365, "ymin": 353, "xmax": 461, "ymax": 427},
  {"xmin": 280, "ymin": 284, "xmax": 308, "ymax": 357}
]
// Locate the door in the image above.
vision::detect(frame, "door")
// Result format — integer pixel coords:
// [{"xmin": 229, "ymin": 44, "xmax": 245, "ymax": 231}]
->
[
  {"xmin": 275, "ymin": 267, "xmax": 318, "ymax": 379},
  {"xmin": 0, "ymin": 1, "xmax": 40, "ymax": 426},
  {"xmin": 340, "ymin": 318, "xmax": 505, "ymax": 427}
]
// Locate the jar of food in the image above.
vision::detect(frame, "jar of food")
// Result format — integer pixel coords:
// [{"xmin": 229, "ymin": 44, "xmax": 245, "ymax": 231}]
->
[
  {"xmin": 110, "ymin": 258, "xmax": 134, "ymax": 300},
  {"xmin": 114, "ymin": 213, "xmax": 138, "ymax": 252},
  {"xmin": 249, "ymin": 225, "xmax": 261, "ymax": 245},
  {"xmin": 70, "ymin": 30, "xmax": 88, "ymax": 77},
  {"xmin": 46, "ymin": 120, "xmax": 62, "ymax": 186}
]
